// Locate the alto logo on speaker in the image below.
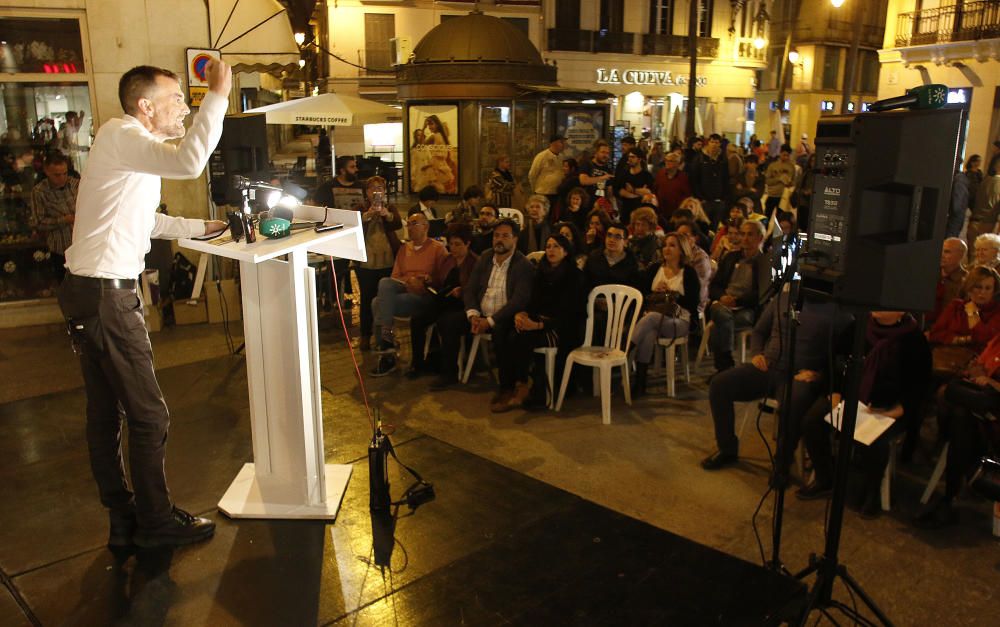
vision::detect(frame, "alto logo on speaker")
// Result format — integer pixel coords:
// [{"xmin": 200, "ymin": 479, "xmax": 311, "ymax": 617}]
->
[{"xmin": 824, "ymin": 187, "xmax": 841, "ymax": 196}]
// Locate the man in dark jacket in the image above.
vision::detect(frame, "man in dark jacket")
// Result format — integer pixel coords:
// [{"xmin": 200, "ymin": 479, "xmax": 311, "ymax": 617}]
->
[
  {"xmin": 702, "ymin": 291, "xmax": 844, "ymax": 470},
  {"xmin": 707, "ymin": 220, "xmax": 771, "ymax": 372},
  {"xmin": 431, "ymin": 219, "xmax": 535, "ymax": 400},
  {"xmin": 585, "ymin": 223, "xmax": 640, "ymax": 290},
  {"xmin": 688, "ymin": 133, "xmax": 729, "ymax": 224}
]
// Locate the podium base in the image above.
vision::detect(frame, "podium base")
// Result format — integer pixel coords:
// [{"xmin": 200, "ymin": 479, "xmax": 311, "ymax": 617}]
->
[{"xmin": 218, "ymin": 462, "xmax": 352, "ymax": 520}]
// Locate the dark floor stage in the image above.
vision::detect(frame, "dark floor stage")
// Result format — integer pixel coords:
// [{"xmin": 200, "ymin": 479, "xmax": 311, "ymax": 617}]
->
[{"xmin": 0, "ymin": 354, "xmax": 807, "ymax": 626}]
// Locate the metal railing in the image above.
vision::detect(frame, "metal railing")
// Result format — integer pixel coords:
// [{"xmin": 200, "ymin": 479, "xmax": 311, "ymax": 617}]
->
[
  {"xmin": 896, "ymin": 0, "xmax": 1000, "ymax": 47},
  {"xmin": 546, "ymin": 28, "xmax": 636, "ymax": 53},
  {"xmin": 641, "ymin": 33, "xmax": 720, "ymax": 57}
]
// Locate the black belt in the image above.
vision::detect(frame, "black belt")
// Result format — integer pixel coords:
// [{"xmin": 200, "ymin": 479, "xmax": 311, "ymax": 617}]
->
[{"xmin": 68, "ymin": 274, "xmax": 138, "ymax": 290}]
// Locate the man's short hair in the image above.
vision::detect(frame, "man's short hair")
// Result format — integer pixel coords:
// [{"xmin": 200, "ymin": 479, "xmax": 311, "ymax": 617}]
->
[
  {"xmin": 463, "ymin": 185, "xmax": 483, "ymax": 201},
  {"xmin": 629, "ymin": 147, "xmax": 647, "ymax": 161},
  {"xmin": 780, "ymin": 144, "xmax": 793, "ymax": 154},
  {"xmin": 741, "ymin": 219, "xmax": 767, "ymax": 239},
  {"xmin": 44, "ymin": 152, "xmax": 69, "ymax": 168},
  {"xmin": 479, "ymin": 202, "xmax": 498, "ymax": 214},
  {"xmin": 494, "ymin": 217, "xmax": 520, "ymax": 238},
  {"xmin": 418, "ymin": 185, "xmax": 439, "ymax": 202},
  {"xmin": 744, "ymin": 154, "xmax": 759, "ymax": 165},
  {"xmin": 943, "ymin": 236, "xmax": 968, "ymax": 255},
  {"xmin": 119, "ymin": 66, "xmax": 179, "ymax": 115},
  {"xmin": 593, "ymin": 139, "xmax": 610, "ymax": 151},
  {"xmin": 406, "ymin": 211, "xmax": 429, "ymax": 224},
  {"xmin": 335, "ymin": 155, "xmax": 355, "ymax": 175},
  {"xmin": 445, "ymin": 222, "xmax": 473, "ymax": 244},
  {"xmin": 708, "ymin": 133, "xmax": 722, "ymax": 142},
  {"xmin": 606, "ymin": 222, "xmax": 627, "ymax": 236},
  {"xmin": 621, "ymin": 136, "xmax": 636, "ymax": 146}
]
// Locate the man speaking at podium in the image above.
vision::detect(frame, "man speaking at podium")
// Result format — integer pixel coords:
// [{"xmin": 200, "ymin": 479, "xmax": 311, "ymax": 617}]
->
[{"xmin": 58, "ymin": 60, "xmax": 231, "ymax": 549}]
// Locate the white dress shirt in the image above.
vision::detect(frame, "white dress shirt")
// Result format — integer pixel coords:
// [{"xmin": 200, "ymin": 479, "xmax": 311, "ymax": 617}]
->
[
  {"xmin": 65, "ymin": 92, "xmax": 228, "ymax": 279},
  {"xmin": 467, "ymin": 253, "xmax": 511, "ymax": 327}
]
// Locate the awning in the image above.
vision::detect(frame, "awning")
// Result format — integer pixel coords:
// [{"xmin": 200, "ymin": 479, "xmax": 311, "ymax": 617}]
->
[
  {"xmin": 210, "ymin": 0, "xmax": 299, "ymax": 72},
  {"xmin": 516, "ymin": 84, "xmax": 616, "ymax": 101},
  {"xmin": 245, "ymin": 92, "xmax": 403, "ymax": 126}
]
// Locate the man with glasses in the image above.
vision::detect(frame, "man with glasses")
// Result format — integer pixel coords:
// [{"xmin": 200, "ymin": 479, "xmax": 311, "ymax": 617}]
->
[
  {"xmin": 370, "ymin": 211, "xmax": 448, "ymax": 376},
  {"xmin": 430, "ymin": 218, "xmax": 533, "ymax": 400},
  {"xmin": 584, "ymin": 223, "xmax": 640, "ymax": 290},
  {"xmin": 472, "ymin": 203, "xmax": 499, "ymax": 254}
]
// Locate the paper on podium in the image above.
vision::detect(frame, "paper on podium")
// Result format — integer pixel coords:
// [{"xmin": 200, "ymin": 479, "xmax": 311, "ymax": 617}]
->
[{"xmin": 824, "ymin": 401, "xmax": 896, "ymax": 446}]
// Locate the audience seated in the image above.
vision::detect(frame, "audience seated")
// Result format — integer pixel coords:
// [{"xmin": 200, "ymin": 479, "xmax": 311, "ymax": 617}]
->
[
  {"xmin": 584, "ymin": 222, "xmax": 640, "ymax": 290},
  {"xmin": 630, "ymin": 232, "xmax": 701, "ymax": 396},
  {"xmin": 928, "ymin": 266, "xmax": 1000, "ymax": 354},
  {"xmin": 971, "ymin": 233, "xmax": 1000, "ymax": 270},
  {"xmin": 560, "ymin": 187, "xmax": 591, "ymax": 234},
  {"xmin": 674, "ymin": 219, "xmax": 712, "ymax": 313},
  {"xmin": 702, "ymin": 290, "xmax": 841, "ymax": 470},
  {"xmin": 707, "ymin": 220, "xmax": 771, "ymax": 372},
  {"xmin": 493, "ymin": 234, "xmax": 587, "ymax": 412},
  {"xmin": 471, "ymin": 203, "xmax": 498, "ymax": 255},
  {"xmin": 678, "ymin": 197, "xmax": 713, "ymax": 240},
  {"xmin": 928, "ymin": 237, "xmax": 969, "ymax": 328},
  {"xmin": 370, "ymin": 212, "xmax": 448, "ymax": 376},
  {"xmin": 916, "ymin": 332, "xmax": 1000, "ymax": 528},
  {"xmin": 407, "ymin": 223, "xmax": 479, "ymax": 378},
  {"xmin": 430, "ymin": 218, "xmax": 534, "ymax": 395},
  {"xmin": 555, "ymin": 221, "xmax": 587, "ymax": 269},
  {"xmin": 583, "ymin": 207, "xmax": 612, "ymax": 254},
  {"xmin": 410, "ymin": 184, "xmax": 440, "ymax": 220},
  {"xmin": 519, "ymin": 194, "xmax": 553, "ymax": 254},
  {"xmin": 711, "ymin": 217, "xmax": 744, "ymax": 262},
  {"xmin": 448, "ymin": 185, "xmax": 483, "ymax": 224},
  {"xmin": 798, "ymin": 312, "xmax": 931, "ymax": 519},
  {"xmin": 627, "ymin": 206, "xmax": 663, "ymax": 271}
]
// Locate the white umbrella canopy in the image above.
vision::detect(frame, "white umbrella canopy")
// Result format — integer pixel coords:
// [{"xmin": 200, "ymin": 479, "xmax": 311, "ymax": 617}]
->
[
  {"xmin": 704, "ymin": 102, "xmax": 717, "ymax": 136},
  {"xmin": 769, "ymin": 108, "xmax": 786, "ymax": 145},
  {"xmin": 669, "ymin": 105, "xmax": 684, "ymax": 140},
  {"xmin": 245, "ymin": 92, "xmax": 402, "ymax": 126}
]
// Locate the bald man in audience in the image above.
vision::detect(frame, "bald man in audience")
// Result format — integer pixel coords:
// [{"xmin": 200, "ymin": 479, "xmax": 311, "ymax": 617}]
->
[{"xmin": 928, "ymin": 237, "xmax": 968, "ymax": 327}]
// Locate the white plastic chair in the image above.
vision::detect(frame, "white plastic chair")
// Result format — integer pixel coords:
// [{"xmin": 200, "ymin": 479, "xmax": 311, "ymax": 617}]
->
[
  {"xmin": 656, "ymin": 335, "xmax": 690, "ymax": 397},
  {"xmin": 526, "ymin": 251, "xmax": 545, "ymax": 264},
  {"xmin": 461, "ymin": 333, "xmax": 496, "ymax": 383},
  {"xmin": 695, "ymin": 321, "xmax": 751, "ymax": 370},
  {"xmin": 555, "ymin": 285, "xmax": 643, "ymax": 424},
  {"xmin": 534, "ymin": 346, "xmax": 558, "ymax": 409},
  {"xmin": 498, "ymin": 207, "xmax": 524, "ymax": 227},
  {"xmin": 920, "ymin": 443, "xmax": 949, "ymax": 505}
]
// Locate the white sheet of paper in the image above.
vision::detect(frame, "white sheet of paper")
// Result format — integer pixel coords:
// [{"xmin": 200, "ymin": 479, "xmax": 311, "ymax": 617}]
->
[{"xmin": 823, "ymin": 401, "xmax": 896, "ymax": 446}]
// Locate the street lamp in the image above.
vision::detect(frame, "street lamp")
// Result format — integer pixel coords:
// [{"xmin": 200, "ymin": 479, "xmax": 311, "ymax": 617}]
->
[
  {"xmin": 294, "ymin": 32, "xmax": 306, "ymax": 46},
  {"xmin": 753, "ymin": 36, "xmax": 767, "ymax": 49},
  {"xmin": 788, "ymin": 49, "xmax": 800, "ymax": 64},
  {"xmin": 831, "ymin": 0, "xmax": 845, "ymax": 7}
]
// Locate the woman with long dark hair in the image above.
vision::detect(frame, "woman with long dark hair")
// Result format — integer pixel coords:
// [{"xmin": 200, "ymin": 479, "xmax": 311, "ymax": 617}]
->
[
  {"xmin": 355, "ymin": 176, "xmax": 402, "ymax": 351},
  {"xmin": 423, "ymin": 115, "xmax": 449, "ymax": 145},
  {"xmin": 492, "ymin": 234, "xmax": 586, "ymax": 412}
]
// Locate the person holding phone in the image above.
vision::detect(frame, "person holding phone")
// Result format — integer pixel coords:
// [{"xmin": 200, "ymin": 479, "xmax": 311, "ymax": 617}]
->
[{"xmin": 356, "ymin": 176, "xmax": 402, "ymax": 351}]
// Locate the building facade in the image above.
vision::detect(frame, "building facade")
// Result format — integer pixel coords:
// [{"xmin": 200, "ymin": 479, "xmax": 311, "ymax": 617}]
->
[
  {"xmin": 878, "ymin": 0, "xmax": 1000, "ymax": 160},
  {"xmin": 755, "ymin": 0, "xmax": 889, "ymax": 146}
]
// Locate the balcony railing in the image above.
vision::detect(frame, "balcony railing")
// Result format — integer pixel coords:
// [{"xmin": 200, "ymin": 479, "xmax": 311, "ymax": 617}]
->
[
  {"xmin": 357, "ymin": 49, "xmax": 395, "ymax": 77},
  {"xmin": 547, "ymin": 28, "xmax": 636, "ymax": 53},
  {"xmin": 641, "ymin": 33, "xmax": 719, "ymax": 57},
  {"xmin": 896, "ymin": 0, "xmax": 1000, "ymax": 47}
]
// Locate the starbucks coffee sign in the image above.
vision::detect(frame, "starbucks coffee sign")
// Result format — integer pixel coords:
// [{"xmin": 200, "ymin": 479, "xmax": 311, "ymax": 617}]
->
[{"xmin": 596, "ymin": 68, "xmax": 707, "ymax": 87}]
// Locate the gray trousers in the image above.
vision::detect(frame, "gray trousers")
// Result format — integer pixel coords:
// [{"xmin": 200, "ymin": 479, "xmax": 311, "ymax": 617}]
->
[{"xmin": 632, "ymin": 312, "xmax": 690, "ymax": 364}]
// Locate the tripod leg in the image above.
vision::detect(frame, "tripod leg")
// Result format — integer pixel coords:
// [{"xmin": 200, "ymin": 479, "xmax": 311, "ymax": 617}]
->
[{"xmin": 838, "ymin": 566, "xmax": 895, "ymax": 627}]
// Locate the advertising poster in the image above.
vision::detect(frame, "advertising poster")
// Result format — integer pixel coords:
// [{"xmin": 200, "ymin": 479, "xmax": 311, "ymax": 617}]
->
[
  {"xmin": 554, "ymin": 106, "xmax": 606, "ymax": 160},
  {"xmin": 408, "ymin": 104, "xmax": 459, "ymax": 194}
]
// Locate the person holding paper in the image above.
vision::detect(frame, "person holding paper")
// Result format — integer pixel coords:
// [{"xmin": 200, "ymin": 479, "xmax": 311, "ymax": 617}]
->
[{"xmin": 797, "ymin": 312, "xmax": 932, "ymax": 519}]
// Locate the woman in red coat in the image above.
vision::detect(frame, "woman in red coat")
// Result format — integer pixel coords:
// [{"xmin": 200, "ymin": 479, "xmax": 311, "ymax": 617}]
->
[{"xmin": 928, "ymin": 265, "xmax": 1000, "ymax": 351}]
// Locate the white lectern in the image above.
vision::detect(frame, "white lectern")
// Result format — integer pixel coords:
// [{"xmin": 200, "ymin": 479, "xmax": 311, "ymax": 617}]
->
[{"xmin": 180, "ymin": 206, "xmax": 366, "ymax": 520}]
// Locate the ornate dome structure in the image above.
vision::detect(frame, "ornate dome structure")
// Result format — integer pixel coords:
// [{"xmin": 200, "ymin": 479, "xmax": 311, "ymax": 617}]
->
[{"xmin": 396, "ymin": 11, "xmax": 557, "ymax": 96}]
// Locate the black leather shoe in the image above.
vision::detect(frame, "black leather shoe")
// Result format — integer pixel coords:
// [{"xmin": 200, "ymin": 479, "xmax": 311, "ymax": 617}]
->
[
  {"xmin": 796, "ymin": 481, "xmax": 833, "ymax": 501},
  {"xmin": 108, "ymin": 507, "xmax": 137, "ymax": 547},
  {"xmin": 133, "ymin": 507, "xmax": 215, "ymax": 548},
  {"xmin": 701, "ymin": 451, "xmax": 738, "ymax": 471}
]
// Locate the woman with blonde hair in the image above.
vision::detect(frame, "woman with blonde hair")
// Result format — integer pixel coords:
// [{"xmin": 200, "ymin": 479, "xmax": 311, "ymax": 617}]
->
[{"xmin": 629, "ymin": 232, "xmax": 702, "ymax": 396}]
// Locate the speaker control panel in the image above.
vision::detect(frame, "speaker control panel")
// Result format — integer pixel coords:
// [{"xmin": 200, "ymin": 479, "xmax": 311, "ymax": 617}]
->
[{"xmin": 804, "ymin": 146, "xmax": 855, "ymax": 278}]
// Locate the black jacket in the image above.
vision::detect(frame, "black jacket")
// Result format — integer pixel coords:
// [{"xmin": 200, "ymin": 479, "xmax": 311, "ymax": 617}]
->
[
  {"xmin": 528, "ymin": 261, "xmax": 587, "ymax": 346},
  {"xmin": 585, "ymin": 249, "xmax": 640, "ymax": 291},
  {"xmin": 688, "ymin": 150, "xmax": 729, "ymax": 201},
  {"xmin": 639, "ymin": 264, "xmax": 701, "ymax": 322},
  {"xmin": 463, "ymin": 250, "xmax": 535, "ymax": 325}
]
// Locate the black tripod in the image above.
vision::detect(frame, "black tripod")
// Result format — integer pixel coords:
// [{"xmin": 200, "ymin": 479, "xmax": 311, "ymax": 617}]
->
[{"xmin": 790, "ymin": 309, "xmax": 893, "ymax": 626}]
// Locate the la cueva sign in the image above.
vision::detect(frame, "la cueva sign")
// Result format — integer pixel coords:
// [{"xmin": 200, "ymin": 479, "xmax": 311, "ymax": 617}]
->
[{"xmin": 596, "ymin": 68, "xmax": 707, "ymax": 87}]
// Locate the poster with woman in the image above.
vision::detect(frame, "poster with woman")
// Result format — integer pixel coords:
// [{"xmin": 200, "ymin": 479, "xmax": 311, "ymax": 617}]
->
[{"xmin": 408, "ymin": 105, "xmax": 459, "ymax": 194}]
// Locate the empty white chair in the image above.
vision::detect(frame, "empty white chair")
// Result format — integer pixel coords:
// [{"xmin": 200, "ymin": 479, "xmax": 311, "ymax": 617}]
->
[
  {"xmin": 920, "ymin": 443, "xmax": 950, "ymax": 505},
  {"xmin": 555, "ymin": 285, "xmax": 643, "ymax": 425},
  {"xmin": 534, "ymin": 346, "xmax": 558, "ymax": 409},
  {"xmin": 526, "ymin": 250, "xmax": 545, "ymax": 264}
]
